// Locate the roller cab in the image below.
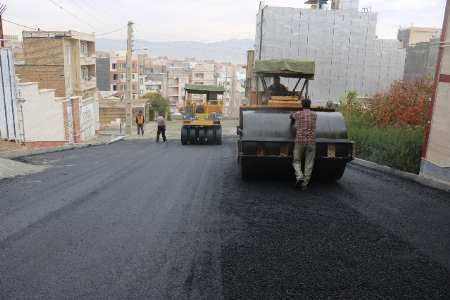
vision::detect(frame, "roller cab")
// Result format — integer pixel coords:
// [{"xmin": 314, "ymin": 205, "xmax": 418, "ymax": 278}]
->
[
  {"xmin": 238, "ymin": 59, "xmax": 354, "ymax": 180},
  {"xmin": 180, "ymin": 84, "xmax": 224, "ymax": 145}
]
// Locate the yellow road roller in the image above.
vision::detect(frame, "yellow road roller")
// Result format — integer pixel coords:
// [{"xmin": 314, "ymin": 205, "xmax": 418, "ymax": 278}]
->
[{"xmin": 181, "ymin": 84, "xmax": 224, "ymax": 145}]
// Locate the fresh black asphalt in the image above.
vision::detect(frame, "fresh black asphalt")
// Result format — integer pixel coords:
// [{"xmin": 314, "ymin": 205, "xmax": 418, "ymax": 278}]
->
[{"xmin": 0, "ymin": 139, "xmax": 449, "ymax": 299}]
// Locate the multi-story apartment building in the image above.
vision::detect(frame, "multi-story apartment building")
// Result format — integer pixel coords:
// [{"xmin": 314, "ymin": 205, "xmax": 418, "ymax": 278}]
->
[
  {"xmin": 109, "ymin": 52, "xmax": 139, "ymax": 100},
  {"xmin": 4, "ymin": 34, "xmax": 24, "ymax": 63},
  {"xmin": 166, "ymin": 62, "xmax": 191, "ymax": 114},
  {"xmin": 191, "ymin": 62, "xmax": 216, "ymax": 86},
  {"xmin": 216, "ymin": 64, "xmax": 245, "ymax": 118},
  {"xmin": 404, "ymin": 37, "xmax": 440, "ymax": 80},
  {"xmin": 96, "ymin": 51, "xmax": 111, "ymax": 91},
  {"xmin": 398, "ymin": 27, "xmax": 442, "ymax": 48},
  {"xmin": 14, "ymin": 30, "xmax": 99, "ymax": 143},
  {"xmin": 139, "ymin": 74, "xmax": 165, "ymax": 96},
  {"xmin": 16, "ymin": 30, "xmax": 96, "ymax": 100}
]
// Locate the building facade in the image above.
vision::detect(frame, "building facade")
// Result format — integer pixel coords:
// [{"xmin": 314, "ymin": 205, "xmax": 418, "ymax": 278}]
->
[
  {"xmin": 14, "ymin": 30, "xmax": 99, "ymax": 143},
  {"xmin": 109, "ymin": 52, "xmax": 139, "ymax": 100},
  {"xmin": 4, "ymin": 34, "xmax": 24, "ymax": 64},
  {"xmin": 255, "ymin": 0, "xmax": 405, "ymax": 104},
  {"xmin": 421, "ymin": 0, "xmax": 450, "ymax": 184},
  {"xmin": 96, "ymin": 52, "xmax": 111, "ymax": 91},
  {"xmin": 398, "ymin": 27, "xmax": 442, "ymax": 48},
  {"xmin": 16, "ymin": 30, "xmax": 97, "ymax": 100},
  {"xmin": 404, "ymin": 38, "xmax": 440, "ymax": 81},
  {"xmin": 166, "ymin": 62, "xmax": 191, "ymax": 114},
  {"xmin": 216, "ymin": 64, "xmax": 245, "ymax": 118}
]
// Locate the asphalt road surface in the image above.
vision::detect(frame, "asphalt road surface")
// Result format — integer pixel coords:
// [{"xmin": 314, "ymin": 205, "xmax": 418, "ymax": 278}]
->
[{"xmin": 1, "ymin": 139, "xmax": 449, "ymax": 299}]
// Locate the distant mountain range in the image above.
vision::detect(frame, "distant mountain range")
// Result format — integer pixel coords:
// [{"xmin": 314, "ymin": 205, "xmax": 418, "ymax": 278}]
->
[{"xmin": 96, "ymin": 38, "xmax": 254, "ymax": 64}]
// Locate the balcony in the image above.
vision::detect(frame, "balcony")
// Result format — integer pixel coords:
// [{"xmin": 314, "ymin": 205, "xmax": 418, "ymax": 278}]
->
[
  {"xmin": 80, "ymin": 55, "xmax": 96, "ymax": 66},
  {"xmin": 80, "ymin": 77, "xmax": 97, "ymax": 90}
]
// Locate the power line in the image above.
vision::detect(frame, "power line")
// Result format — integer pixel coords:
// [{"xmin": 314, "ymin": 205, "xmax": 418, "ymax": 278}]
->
[
  {"xmin": 96, "ymin": 26, "xmax": 127, "ymax": 37},
  {"xmin": 47, "ymin": 0, "xmax": 97, "ymax": 31},
  {"xmin": 3, "ymin": 18, "xmax": 39, "ymax": 30},
  {"xmin": 76, "ymin": 0, "xmax": 123, "ymax": 26},
  {"xmin": 65, "ymin": 0, "xmax": 111, "ymax": 30}
]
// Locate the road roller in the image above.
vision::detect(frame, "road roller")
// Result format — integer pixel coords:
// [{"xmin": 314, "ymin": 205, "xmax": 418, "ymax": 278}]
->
[
  {"xmin": 181, "ymin": 84, "xmax": 224, "ymax": 145},
  {"xmin": 237, "ymin": 59, "xmax": 354, "ymax": 180}
]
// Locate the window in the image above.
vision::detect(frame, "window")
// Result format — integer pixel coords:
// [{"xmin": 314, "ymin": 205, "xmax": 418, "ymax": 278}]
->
[
  {"xmin": 113, "ymin": 85, "xmax": 118, "ymax": 91},
  {"xmin": 66, "ymin": 47, "xmax": 71, "ymax": 65},
  {"xmin": 81, "ymin": 67, "xmax": 89, "ymax": 81},
  {"xmin": 112, "ymin": 63, "xmax": 117, "ymax": 70},
  {"xmin": 113, "ymin": 74, "xmax": 118, "ymax": 80},
  {"xmin": 194, "ymin": 73, "xmax": 204, "ymax": 79},
  {"xmin": 80, "ymin": 42, "xmax": 88, "ymax": 57}
]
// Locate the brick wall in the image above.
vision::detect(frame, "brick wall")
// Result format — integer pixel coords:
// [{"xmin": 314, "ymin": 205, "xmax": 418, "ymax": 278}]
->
[
  {"xmin": 16, "ymin": 65, "xmax": 66, "ymax": 97},
  {"xmin": 22, "ymin": 38, "xmax": 64, "ymax": 65}
]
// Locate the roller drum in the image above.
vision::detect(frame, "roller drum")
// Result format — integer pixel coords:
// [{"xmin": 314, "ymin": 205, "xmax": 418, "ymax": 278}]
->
[{"xmin": 241, "ymin": 110, "xmax": 348, "ymax": 142}]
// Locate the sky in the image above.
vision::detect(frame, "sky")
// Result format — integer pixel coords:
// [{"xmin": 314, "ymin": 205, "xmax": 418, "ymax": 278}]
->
[{"xmin": 2, "ymin": 0, "xmax": 447, "ymax": 42}]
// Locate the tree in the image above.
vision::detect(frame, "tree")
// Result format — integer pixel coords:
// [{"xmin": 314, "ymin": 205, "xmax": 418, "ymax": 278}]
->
[
  {"xmin": 143, "ymin": 93, "xmax": 170, "ymax": 120},
  {"xmin": 369, "ymin": 77, "xmax": 433, "ymax": 128}
]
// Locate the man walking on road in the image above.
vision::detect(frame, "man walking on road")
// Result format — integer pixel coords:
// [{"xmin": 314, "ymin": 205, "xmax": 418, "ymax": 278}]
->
[
  {"xmin": 156, "ymin": 113, "xmax": 167, "ymax": 143},
  {"xmin": 136, "ymin": 111, "xmax": 145, "ymax": 136},
  {"xmin": 291, "ymin": 98, "xmax": 317, "ymax": 190}
]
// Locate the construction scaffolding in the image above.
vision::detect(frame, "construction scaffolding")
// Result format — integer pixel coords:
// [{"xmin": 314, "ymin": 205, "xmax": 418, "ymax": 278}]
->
[{"xmin": 255, "ymin": 1, "xmax": 406, "ymax": 103}]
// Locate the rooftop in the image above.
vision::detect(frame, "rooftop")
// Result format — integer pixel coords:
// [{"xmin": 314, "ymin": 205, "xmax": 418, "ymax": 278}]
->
[{"xmin": 22, "ymin": 30, "xmax": 95, "ymax": 42}]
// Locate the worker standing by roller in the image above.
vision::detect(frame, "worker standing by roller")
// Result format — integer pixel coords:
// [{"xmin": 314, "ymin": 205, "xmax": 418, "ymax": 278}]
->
[
  {"xmin": 156, "ymin": 113, "xmax": 167, "ymax": 143},
  {"xmin": 291, "ymin": 98, "xmax": 317, "ymax": 190}
]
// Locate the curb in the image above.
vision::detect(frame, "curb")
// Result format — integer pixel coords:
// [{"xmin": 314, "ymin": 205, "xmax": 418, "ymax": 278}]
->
[
  {"xmin": 351, "ymin": 158, "xmax": 450, "ymax": 193},
  {"xmin": 107, "ymin": 136, "xmax": 125, "ymax": 144},
  {"xmin": 0, "ymin": 136, "xmax": 126, "ymax": 160}
]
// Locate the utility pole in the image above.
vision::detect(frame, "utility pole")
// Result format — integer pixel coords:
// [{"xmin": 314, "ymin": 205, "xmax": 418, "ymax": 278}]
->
[
  {"xmin": 0, "ymin": 4, "xmax": 7, "ymax": 48},
  {"xmin": 125, "ymin": 21, "xmax": 134, "ymax": 135}
]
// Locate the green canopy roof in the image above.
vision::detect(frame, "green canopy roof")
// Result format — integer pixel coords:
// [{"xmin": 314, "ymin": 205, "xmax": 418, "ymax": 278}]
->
[
  {"xmin": 255, "ymin": 59, "xmax": 315, "ymax": 78},
  {"xmin": 185, "ymin": 84, "xmax": 225, "ymax": 94}
]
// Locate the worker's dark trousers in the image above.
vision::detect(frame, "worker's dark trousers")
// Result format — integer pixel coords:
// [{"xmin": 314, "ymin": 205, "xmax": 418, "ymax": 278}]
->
[
  {"xmin": 137, "ymin": 124, "xmax": 144, "ymax": 136},
  {"xmin": 157, "ymin": 126, "xmax": 166, "ymax": 142}
]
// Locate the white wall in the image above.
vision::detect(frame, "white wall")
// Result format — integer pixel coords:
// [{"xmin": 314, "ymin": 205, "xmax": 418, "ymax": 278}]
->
[
  {"xmin": 19, "ymin": 83, "xmax": 65, "ymax": 142},
  {"xmin": 80, "ymin": 96, "xmax": 97, "ymax": 141}
]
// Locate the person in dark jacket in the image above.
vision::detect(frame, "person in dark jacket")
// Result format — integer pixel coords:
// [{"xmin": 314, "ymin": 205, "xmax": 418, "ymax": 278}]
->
[{"xmin": 156, "ymin": 113, "xmax": 167, "ymax": 143}]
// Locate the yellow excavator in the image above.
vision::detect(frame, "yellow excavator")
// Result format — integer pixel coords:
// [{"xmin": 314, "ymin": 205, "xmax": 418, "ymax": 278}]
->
[{"xmin": 180, "ymin": 84, "xmax": 224, "ymax": 145}]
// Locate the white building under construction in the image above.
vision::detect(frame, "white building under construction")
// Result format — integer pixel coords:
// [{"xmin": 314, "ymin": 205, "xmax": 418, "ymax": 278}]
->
[{"xmin": 255, "ymin": 0, "xmax": 406, "ymax": 103}]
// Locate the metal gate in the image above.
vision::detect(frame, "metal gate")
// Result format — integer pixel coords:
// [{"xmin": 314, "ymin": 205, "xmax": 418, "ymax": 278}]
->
[{"xmin": 0, "ymin": 48, "xmax": 17, "ymax": 140}]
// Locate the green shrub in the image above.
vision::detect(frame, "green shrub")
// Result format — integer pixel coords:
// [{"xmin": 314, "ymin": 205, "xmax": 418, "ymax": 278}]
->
[
  {"xmin": 340, "ymin": 91, "xmax": 425, "ymax": 174},
  {"xmin": 345, "ymin": 113, "xmax": 424, "ymax": 173}
]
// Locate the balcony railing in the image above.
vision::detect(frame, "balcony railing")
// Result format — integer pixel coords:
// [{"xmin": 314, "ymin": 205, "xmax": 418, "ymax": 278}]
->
[
  {"xmin": 80, "ymin": 56, "xmax": 96, "ymax": 65},
  {"xmin": 80, "ymin": 77, "xmax": 97, "ymax": 90}
]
